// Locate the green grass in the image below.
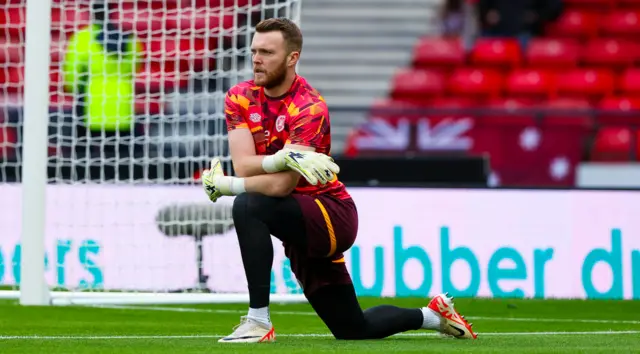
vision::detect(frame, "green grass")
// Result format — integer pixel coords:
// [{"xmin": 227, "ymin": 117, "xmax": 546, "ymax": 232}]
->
[{"xmin": 1, "ymin": 297, "xmax": 639, "ymax": 353}]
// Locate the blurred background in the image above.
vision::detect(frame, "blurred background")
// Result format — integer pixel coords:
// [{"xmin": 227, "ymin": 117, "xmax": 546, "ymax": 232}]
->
[{"xmin": 0, "ymin": 0, "xmax": 639, "ymax": 189}]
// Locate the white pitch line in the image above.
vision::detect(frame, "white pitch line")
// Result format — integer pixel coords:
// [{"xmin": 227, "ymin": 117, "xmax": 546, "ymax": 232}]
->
[
  {"xmin": 92, "ymin": 304, "xmax": 640, "ymax": 325},
  {"xmin": 1, "ymin": 331, "xmax": 639, "ymax": 340}
]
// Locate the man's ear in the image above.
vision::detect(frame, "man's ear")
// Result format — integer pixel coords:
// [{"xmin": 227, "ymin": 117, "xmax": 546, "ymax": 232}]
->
[{"xmin": 288, "ymin": 51, "xmax": 300, "ymax": 68}]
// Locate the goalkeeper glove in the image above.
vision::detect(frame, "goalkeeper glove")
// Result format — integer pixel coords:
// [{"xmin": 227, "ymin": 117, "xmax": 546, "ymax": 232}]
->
[
  {"xmin": 202, "ymin": 158, "xmax": 245, "ymax": 203},
  {"xmin": 262, "ymin": 148, "xmax": 340, "ymax": 186}
]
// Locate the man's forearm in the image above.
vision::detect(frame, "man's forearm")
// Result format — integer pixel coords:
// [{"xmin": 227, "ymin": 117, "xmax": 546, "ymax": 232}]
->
[
  {"xmin": 244, "ymin": 171, "xmax": 299, "ymax": 197},
  {"xmin": 216, "ymin": 171, "xmax": 299, "ymax": 198},
  {"xmin": 233, "ymin": 155, "xmax": 285, "ymax": 177}
]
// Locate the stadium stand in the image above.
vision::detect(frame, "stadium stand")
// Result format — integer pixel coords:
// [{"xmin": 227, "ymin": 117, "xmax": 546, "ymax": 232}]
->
[{"xmin": 345, "ymin": 0, "xmax": 640, "ymax": 187}]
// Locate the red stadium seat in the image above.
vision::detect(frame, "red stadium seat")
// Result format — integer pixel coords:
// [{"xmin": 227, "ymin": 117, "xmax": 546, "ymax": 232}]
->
[
  {"xmin": 429, "ymin": 97, "xmax": 477, "ymax": 109},
  {"xmin": 50, "ymin": 7, "xmax": 91, "ymax": 36},
  {"xmin": 0, "ymin": 39, "xmax": 22, "ymax": 65},
  {"xmin": 412, "ymin": 37, "xmax": 465, "ymax": 71},
  {"xmin": 506, "ymin": 69, "xmax": 555, "ymax": 100},
  {"xmin": 447, "ymin": 68, "xmax": 503, "ymax": 99},
  {"xmin": 144, "ymin": 36, "xmax": 214, "ymax": 72},
  {"xmin": 190, "ymin": 0, "xmax": 258, "ymax": 7},
  {"xmin": 114, "ymin": 6, "xmax": 236, "ymax": 35},
  {"xmin": 545, "ymin": 10, "xmax": 599, "ymax": 38},
  {"xmin": 591, "ymin": 127, "xmax": 634, "ymax": 161},
  {"xmin": 469, "ymin": 38, "xmax": 522, "ymax": 69},
  {"xmin": 390, "ymin": 69, "xmax": 445, "ymax": 104},
  {"xmin": 581, "ymin": 38, "xmax": 640, "ymax": 68},
  {"xmin": 601, "ymin": 10, "xmax": 640, "ymax": 38},
  {"xmin": 555, "ymin": 69, "xmax": 615, "ymax": 101},
  {"xmin": 618, "ymin": 68, "xmax": 640, "ymax": 96},
  {"xmin": 597, "ymin": 96, "xmax": 640, "ymax": 125},
  {"xmin": 483, "ymin": 98, "xmax": 538, "ymax": 125},
  {"xmin": 135, "ymin": 63, "xmax": 189, "ymax": 93},
  {"xmin": 540, "ymin": 98, "xmax": 593, "ymax": 128},
  {"xmin": 526, "ymin": 38, "xmax": 581, "ymax": 69}
]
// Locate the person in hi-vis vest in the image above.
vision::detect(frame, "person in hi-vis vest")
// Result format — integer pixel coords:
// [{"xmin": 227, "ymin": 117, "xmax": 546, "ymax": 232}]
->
[{"xmin": 63, "ymin": 0, "xmax": 143, "ymax": 135}]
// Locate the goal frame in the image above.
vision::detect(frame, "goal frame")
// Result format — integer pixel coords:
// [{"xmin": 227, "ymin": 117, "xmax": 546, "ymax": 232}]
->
[{"xmin": 12, "ymin": 0, "xmax": 306, "ymax": 306}]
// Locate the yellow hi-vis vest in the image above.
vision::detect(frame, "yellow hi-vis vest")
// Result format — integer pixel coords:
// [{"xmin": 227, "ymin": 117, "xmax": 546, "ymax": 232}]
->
[{"xmin": 62, "ymin": 24, "xmax": 143, "ymax": 132}]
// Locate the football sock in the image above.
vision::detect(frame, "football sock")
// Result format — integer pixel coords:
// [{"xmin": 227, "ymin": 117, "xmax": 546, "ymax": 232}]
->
[
  {"xmin": 248, "ymin": 307, "xmax": 271, "ymax": 326},
  {"xmin": 232, "ymin": 195, "xmax": 273, "ymax": 309},
  {"xmin": 308, "ymin": 284, "xmax": 423, "ymax": 339},
  {"xmin": 420, "ymin": 307, "xmax": 443, "ymax": 330},
  {"xmin": 362, "ymin": 305, "xmax": 425, "ymax": 338}
]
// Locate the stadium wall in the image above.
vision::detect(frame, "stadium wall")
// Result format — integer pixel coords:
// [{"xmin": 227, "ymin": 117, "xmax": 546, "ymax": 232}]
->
[{"xmin": 1, "ymin": 185, "xmax": 639, "ymax": 300}]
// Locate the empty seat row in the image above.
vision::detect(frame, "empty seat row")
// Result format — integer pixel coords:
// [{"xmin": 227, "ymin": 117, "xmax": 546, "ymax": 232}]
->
[
  {"xmin": 0, "ymin": 5, "xmax": 247, "ymax": 38},
  {"xmin": 391, "ymin": 68, "xmax": 640, "ymax": 103},
  {"xmin": 414, "ymin": 37, "xmax": 640, "ymax": 70},
  {"xmin": 545, "ymin": 9, "xmax": 640, "ymax": 39}
]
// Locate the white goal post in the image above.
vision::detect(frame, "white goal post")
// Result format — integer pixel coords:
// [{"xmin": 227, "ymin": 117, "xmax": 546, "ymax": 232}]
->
[{"xmin": 0, "ymin": 0, "xmax": 306, "ymax": 306}]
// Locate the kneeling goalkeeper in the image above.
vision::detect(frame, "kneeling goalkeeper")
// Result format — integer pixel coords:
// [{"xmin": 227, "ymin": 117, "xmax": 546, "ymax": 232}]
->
[{"xmin": 202, "ymin": 17, "xmax": 477, "ymax": 343}]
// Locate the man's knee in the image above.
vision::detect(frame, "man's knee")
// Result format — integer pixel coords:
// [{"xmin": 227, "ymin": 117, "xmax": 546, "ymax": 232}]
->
[{"xmin": 232, "ymin": 192, "xmax": 274, "ymax": 221}]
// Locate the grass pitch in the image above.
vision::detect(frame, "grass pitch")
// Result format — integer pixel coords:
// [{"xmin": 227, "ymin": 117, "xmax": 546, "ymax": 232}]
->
[{"xmin": 0, "ymin": 297, "xmax": 639, "ymax": 353}]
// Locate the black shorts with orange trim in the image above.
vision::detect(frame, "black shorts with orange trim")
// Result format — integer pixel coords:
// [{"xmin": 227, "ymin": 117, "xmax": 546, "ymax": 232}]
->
[{"xmin": 285, "ymin": 194, "xmax": 358, "ymax": 296}]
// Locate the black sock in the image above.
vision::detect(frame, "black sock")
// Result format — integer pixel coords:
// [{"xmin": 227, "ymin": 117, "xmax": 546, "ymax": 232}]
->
[
  {"xmin": 232, "ymin": 194, "xmax": 274, "ymax": 309},
  {"xmin": 308, "ymin": 284, "xmax": 423, "ymax": 340},
  {"xmin": 362, "ymin": 305, "xmax": 424, "ymax": 339}
]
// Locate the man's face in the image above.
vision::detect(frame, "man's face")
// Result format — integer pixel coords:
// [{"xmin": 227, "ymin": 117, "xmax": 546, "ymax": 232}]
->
[{"xmin": 251, "ymin": 31, "xmax": 291, "ymax": 89}]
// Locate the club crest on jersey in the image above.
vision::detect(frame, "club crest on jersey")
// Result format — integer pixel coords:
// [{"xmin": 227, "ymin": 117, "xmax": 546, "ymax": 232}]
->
[
  {"xmin": 249, "ymin": 113, "xmax": 262, "ymax": 123},
  {"xmin": 276, "ymin": 115, "xmax": 286, "ymax": 132}
]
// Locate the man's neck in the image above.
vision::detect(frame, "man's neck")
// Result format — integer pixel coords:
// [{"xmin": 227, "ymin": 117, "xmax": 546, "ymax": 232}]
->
[{"xmin": 264, "ymin": 73, "xmax": 296, "ymax": 98}]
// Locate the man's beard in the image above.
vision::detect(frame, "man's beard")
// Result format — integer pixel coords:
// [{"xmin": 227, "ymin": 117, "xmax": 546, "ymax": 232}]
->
[{"xmin": 254, "ymin": 60, "xmax": 287, "ymax": 90}]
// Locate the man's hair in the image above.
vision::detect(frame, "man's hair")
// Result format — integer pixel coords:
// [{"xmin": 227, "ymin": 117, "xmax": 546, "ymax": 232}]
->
[{"xmin": 255, "ymin": 17, "xmax": 303, "ymax": 54}]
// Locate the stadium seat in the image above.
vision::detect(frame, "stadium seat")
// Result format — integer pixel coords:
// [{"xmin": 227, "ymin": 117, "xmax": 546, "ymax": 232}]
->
[
  {"xmin": 390, "ymin": 69, "xmax": 445, "ymax": 104},
  {"xmin": 0, "ymin": 39, "xmax": 21, "ymax": 65},
  {"xmin": 447, "ymin": 68, "xmax": 503, "ymax": 99},
  {"xmin": 526, "ymin": 38, "xmax": 581, "ymax": 69},
  {"xmin": 114, "ymin": 6, "xmax": 236, "ymax": 35},
  {"xmin": 597, "ymin": 96, "xmax": 640, "ymax": 127},
  {"xmin": 591, "ymin": 127, "xmax": 633, "ymax": 161},
  {"xmin": 469, "ymin": 38, "xmax": 522, "ymax": 69},
  {"xmin": 544, "ymin": 10, "xmax": 599, "ymax": 38},
  {"xmin": 190, "ymin": 0, "xmax": 258, "ymax": 7},
  {"xmin": 505, "ymin": 69, "xmax": 555, "ymax": 100},
  {"xmin": 412, "ymin": 37, "xmax": 465, "ymax": 71},
  {"xmin": 618, "ymin": 68, "xmax": 640, "ymax": 96},
  {"xmin": 601, "ymin": 10, "xmax": 640, "ymax": 38},
  {"xmin": 581, "ymin": 38, "xmax": 640, "ymax": 68},
  {"xmin": 555, "ymin": 69, "xmax": 615, "ymax": 101},
  {"xmin": 136, "ymin": 63, "xmax": 189, "ymax": 94},
  {"xmin": 483, "ymin": 98, "xmax": 537, "ymax": 125},
  {"xmin": 144, "ymin": 36, "xmax": 213, "ymax": 73},
  {"xmin": 539, "ymin": 98, "xmax": 593, "ymax": 128}
]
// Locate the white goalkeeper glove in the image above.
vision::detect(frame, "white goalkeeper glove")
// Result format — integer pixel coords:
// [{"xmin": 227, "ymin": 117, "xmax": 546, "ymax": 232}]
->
[
  {"xmin": 262, "ymin": 148, "xmax": 340, "ymax": 186},
  {"xmin": 202, "ymin": 158, "xmax": 245, "ymax": 203}
]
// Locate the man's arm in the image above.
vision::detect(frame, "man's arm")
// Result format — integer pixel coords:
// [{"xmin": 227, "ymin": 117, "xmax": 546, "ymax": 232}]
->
[
  {"xmin": 206, "ymin": 145, "xmax": 317, "ymax": 199},
  {"xmin": 228, "ymin": 129, "xmax": 271, "ymax": 177}
]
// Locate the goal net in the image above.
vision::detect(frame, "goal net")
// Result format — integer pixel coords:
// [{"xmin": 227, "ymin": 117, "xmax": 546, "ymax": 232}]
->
[{"xmin": 0, "ymin": 0, "xmax": 305, "ymax": 305}]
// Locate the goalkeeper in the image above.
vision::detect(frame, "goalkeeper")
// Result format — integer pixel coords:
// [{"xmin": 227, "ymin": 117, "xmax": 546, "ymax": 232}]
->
[{"xmin": 203, "ymin": 18, "xmax": 477, "ymax": 343}]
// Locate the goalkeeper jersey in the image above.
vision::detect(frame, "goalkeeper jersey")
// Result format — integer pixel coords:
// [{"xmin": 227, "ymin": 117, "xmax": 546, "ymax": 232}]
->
[
  {"xmin": 62, "ymin": 24, "xmax": 143, "ymax": 132},
  {"xmin": 225, "ymin": 75, "xmax": 350, "ymax": 200}
]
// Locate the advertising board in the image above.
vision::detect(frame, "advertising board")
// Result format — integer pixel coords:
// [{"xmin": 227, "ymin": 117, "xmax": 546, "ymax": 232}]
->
[{"xmin": 0, "ymin": 185, "xmax": 638, "ymax": 299}]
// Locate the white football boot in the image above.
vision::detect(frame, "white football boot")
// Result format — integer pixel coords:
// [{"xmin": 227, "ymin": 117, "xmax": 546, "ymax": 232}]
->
[
  {"xmin": 218, "ymin": 316, "xmax": 276, "ymax": 343},
  {"xmin": 427, "ymin": 293, "xmax": 477, "ymax": 339}
]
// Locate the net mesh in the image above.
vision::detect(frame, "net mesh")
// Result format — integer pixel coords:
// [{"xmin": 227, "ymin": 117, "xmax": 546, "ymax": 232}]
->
[{"xmin": 0, "ymin": 0, "xmax": 303, "ymax": 297}]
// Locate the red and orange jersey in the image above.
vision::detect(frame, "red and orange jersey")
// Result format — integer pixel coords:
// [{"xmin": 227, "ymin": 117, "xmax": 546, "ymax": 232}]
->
[{"xmin": 224, "ymin": 75, "xmax": 350, "ymax": 200}]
